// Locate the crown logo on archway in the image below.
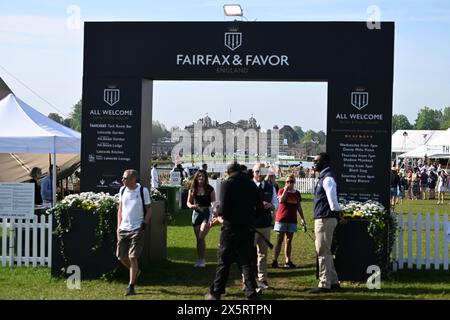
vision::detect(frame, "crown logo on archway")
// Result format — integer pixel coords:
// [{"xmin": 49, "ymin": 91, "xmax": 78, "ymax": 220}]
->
[{"xmin": 224, "ymin": 29, "xmax": 242, "ymax": 51}]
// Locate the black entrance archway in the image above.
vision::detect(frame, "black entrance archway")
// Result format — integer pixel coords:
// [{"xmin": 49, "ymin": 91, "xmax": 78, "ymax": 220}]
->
[{"xmin": 80, "ymin": 21, "xmax": 394, "ymax": 211}]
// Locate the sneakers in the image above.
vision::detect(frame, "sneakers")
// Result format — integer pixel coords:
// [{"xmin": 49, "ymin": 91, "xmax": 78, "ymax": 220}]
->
[
  {"xmin": 258, "ymin": 281, "xmax": 270, "ymax": 290},
  {"xmin": 271, "ymin": 260, "xmax": 278, "ymax": 268},
  {"xmin": 283, "ymin": 261, "xmax": 296, "ymax": 268},
  {"xmin": 308, "ymin": 287, "xmax": 331, "ymax": 294},
  {"xmin": 125, "ymin": 285, "xmax": 135, "ymax": 296},
  {"xmin": 205, "ymin": 292, "xmax": 220, "ymax": 300}
]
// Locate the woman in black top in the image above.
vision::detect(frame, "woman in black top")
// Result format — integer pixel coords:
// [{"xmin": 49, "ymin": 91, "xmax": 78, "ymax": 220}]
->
[
  {"xmin": 29, "ymin": 167, "xmax": 43, "ymax": 205},
  {"xmin": 187, "ymin": 169, "xmax": 216, "ymax": 267}
]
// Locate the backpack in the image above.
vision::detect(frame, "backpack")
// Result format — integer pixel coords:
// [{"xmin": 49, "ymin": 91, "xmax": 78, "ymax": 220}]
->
[{"xmin": 120, "ymin": 185, "xmax": 147, "ymax": 217}]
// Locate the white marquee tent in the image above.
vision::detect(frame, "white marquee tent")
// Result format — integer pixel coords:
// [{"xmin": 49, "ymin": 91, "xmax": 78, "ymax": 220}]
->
[
  {"xmin": 397, "ymin": 144, "xmax": 445, "ymax": 158},
  {"xmin": 391, "ymin": 129, "xmax": 444, "ymax": 153},
  {"xmin": 396, "ymin": 128, "xmax": 450, "ymax": 159},
  {"xmin": 0, "ymin": 91, "xmax": 81, "ymax": 206}
]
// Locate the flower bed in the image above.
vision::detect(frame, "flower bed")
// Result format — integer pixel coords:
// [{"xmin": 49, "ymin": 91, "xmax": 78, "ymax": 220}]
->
[{"xmin": 48, "ymin": 189, "xmax": 167, "ymax": 279}]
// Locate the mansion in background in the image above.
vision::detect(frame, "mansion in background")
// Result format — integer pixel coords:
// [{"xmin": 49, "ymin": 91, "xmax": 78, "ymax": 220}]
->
[{"xmin": 152, "ymin": 114, "xmax": 324, "ymax": 159}]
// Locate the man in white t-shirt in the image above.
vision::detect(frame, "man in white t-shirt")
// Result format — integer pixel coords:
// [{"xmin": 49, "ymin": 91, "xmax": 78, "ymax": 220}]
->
[
  {"xmin": 151, "ymin": 164, "xmax": 159, "ymax": 189},
  {"xmin": 117, "ymin": 169, "xmax": 152, "ymax": 296}
]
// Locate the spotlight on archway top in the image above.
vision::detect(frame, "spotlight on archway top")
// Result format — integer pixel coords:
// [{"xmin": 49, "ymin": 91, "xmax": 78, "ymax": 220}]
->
[{"xmin": 223, "ymin": 4, "xmax": 243, "ymax": 17}]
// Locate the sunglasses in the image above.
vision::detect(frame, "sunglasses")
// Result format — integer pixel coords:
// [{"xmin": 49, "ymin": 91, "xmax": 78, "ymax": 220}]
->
[
  {"xmin": 286, "ymin": 180, "xmax": 295, "ymax": 184},
  {"xmin": 122, "ymin": 176, "xmax": 130, "ymax": 181}
]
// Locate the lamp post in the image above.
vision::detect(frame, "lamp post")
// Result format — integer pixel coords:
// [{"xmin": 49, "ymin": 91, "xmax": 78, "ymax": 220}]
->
[
  {"xmin": 223, "ymin": 4, "xmax": 243, "ymax": 17},
  {"xmin": 223, "ymin": 4, "xmax": 248, "ymax": 21}
]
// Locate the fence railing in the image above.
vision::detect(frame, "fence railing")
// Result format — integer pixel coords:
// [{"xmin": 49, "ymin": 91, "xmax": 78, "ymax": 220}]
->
[
  {"xmin": 392, "ymin": 212, "xmax": 449, "ymax": 271},
  {"xmin": 0, "ymin": 215, "xmax": 52, "ymax": 267},
  {"xmin": 295, "ymin": 178, "xmax": 318, "ymax": 194}
]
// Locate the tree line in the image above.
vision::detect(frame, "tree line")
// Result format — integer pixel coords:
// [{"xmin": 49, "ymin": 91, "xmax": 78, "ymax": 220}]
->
[{"xmin": 393, "ymin": 106, "xmax": 450, "ymax": 132}]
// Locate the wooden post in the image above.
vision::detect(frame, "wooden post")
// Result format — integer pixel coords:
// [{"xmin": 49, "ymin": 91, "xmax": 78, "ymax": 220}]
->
[
  {"xmin": 425, "ymin": 213, "xmax": 431, "ymax": 270},
  {"xmin": 407, "ymin": 213, "xmax": 413, "ymax": 269},
  {"xmin": 398, "ymin": 213, "xmax": 404, "ymax": 269},
  {"xmin": 416, "ymin": 213, "xmax": 422, "ymax": 269},
  {"xmin": 434, "ymin": 212, "xmax": 440, "ymax": 270},
  {"xmin": 444, "ymin": 213, "xmax": 449, "ymax": 271}
]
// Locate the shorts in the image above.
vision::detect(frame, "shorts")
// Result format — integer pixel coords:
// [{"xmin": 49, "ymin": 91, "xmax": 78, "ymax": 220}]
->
[
  {"xmin": 116, "ymin": 229, "xmax": 145, "ymax": 260},
  {"xmin": 192, "ymin": 207, "xmax": 211, "ymax": 226},
  {"xmin": 390, "ymin": 188, "xmax": 398, "ymax": 196},
  {"xmin": 274, "ymin": 222, "xmax": 298, "ymax": 233}
]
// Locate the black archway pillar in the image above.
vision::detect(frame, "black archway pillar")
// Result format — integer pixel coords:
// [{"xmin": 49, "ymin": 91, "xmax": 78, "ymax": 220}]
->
[{"xmin": 80, "ymin": 22, "xmax": 395, "ymax": 280}]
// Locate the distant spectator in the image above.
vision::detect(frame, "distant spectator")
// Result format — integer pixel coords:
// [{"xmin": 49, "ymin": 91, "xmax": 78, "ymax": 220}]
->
[
  {"xmin": 171, "ymin": 163, "xmax": 187, "ymax": 179},
  {"xmin": 298, "ymin": 166, "xmax": 306, "ymax": 178},
  {"xmin": 419, "ymin": 169, "xmax": 429, "ymax": 200},
  {"xmin": 151, "ymin": 164, "xmax": 159, "ymax": 189},
  {"xmin": 202, "ymin": 163, "xmax": 208, "ymax": 172},
  {"xmin": 428, "ymin": 170, "xmax": 437, "ymax": 200},
  {"xmin": 41, "ymin": 165, "xmax": 58, "ymax": 206},
  {"xmin": 390, "ymin": 168, "xmax": 400, "ymax": 206},
  {"xmin": 397, "ymin": 172, "xmax": 407, "ymax": 205},
  {"xmin": 265, "ymin": 173, "xmax": 280, "ymax": 194},
  {"xmin": 411, "ymin": 168, "xmax": 420, "ymax": 200},
  {"xmin": 29, "ymin": 167, "xmax": 43, "ymax": 206},
  {"xmin": 437, "ymin": 170, "xmax": 447, "ymax": 205}
]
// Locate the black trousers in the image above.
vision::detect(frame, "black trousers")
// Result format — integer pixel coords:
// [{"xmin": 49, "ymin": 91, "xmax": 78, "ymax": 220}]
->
[{"xmin": 210, "ymin": 226, "xmax": 258, "ymax": 297}]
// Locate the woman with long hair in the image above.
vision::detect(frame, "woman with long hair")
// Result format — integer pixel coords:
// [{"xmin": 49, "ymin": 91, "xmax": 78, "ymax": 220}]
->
[
  {"xmin": 187, "ymin": 169, "xmax": 216, "ymax": 267},
  {"xmin": 29, "ymin": 167, "xmax": 43, "ymax": 205}
]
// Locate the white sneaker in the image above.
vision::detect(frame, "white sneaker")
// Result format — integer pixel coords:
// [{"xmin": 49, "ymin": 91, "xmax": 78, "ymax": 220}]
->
[
  {"xmin": 198, "ymin": 259, "xmax": 206, "ymax": 268},
  {"xmin": 194, "ymin": 260, "xmax": 201, "ymax": 267}
]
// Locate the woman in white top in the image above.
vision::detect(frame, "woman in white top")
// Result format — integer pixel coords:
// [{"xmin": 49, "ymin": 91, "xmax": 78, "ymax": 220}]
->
[{"xmin": 436, "ymin": 170, "xmax": 447, "ymax": 204}]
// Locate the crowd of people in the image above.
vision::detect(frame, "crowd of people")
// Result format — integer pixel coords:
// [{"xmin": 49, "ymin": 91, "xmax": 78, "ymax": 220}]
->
[
  {"xmin": 390, "ymin": 161, "xmax": 450, "ymax": 206},
  {"xmin": 115, "ymin": 153, "xmax": 342, "ymax": 298}
]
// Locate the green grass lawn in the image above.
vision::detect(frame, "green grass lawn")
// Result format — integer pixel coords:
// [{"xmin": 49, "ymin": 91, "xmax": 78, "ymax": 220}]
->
[{"xmin": 0, "ymin": 195, "xmax": 449, "ymax": 300}]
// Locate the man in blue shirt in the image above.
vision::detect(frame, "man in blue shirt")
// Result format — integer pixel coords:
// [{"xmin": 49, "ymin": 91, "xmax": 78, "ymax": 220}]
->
[{"xmin": 41, "ymin": 165, "xmax": 55, "ymax": 205}]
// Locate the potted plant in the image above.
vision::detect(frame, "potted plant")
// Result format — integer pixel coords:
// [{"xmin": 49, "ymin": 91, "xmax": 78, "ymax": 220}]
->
[
  {"xmin": 48, "ymin": 189, "xmax": 168, "ymax": 279},
  {"xmin": 333, "ymin": 200, "xmax": 395, "ymax": 281}
]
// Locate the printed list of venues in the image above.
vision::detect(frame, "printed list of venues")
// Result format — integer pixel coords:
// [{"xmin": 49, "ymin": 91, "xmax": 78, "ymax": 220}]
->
[
  {"xmin": 339, "ymin": 142, "xmax": 380, "ymax": 202},
  {"xmin": 0, "ymin": 183, "xmax": 34, "ymax": 218},
  {"xmin": 89, "ymin": 123, "xmax": 132, "ymax": 163}
]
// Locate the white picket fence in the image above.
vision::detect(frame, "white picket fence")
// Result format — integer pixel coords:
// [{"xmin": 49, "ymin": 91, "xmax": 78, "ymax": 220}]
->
[
  {"xmin": 295, "ymin": 178, "xmax": 318, "ymax": 194},
  {"xmin": 209, "ymin": 178, "xmax": 318, "ymax": 196},
  {"xmin": 0, "ymin": 215, "xmax": 52, "ymax": 267},
  {"xmin": 392, "ymin": 212, "xmax": 450, "ymax": 271}
]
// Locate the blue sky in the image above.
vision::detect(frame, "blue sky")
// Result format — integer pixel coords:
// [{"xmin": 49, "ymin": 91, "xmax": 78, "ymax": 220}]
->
[{"xmin": 1, "ymin": 1, "xmax": 449, "ymax": 131}]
